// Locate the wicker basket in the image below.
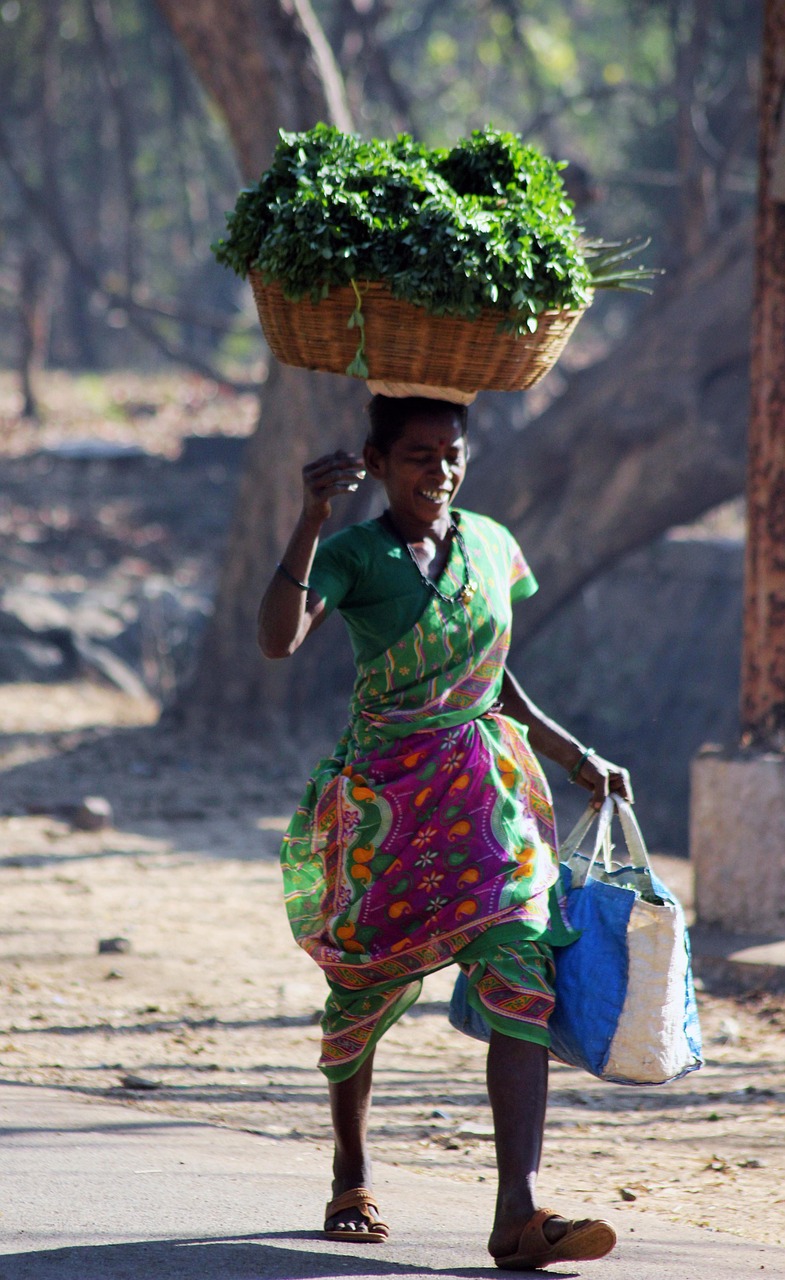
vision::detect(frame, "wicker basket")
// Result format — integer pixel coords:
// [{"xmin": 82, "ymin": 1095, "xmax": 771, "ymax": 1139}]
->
[{"xmin": 250, "ymin": 274, "xmax": 584, "ymax": 394}]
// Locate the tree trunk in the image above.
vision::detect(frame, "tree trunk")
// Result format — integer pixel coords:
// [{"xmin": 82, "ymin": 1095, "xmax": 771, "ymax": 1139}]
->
[
  {"xmin": 185, "ymin": 366, "xmax": 367, "ymax": 733},
  {"xmin": 740, "ymin": 0, "xmax": 785, "ymax": 748},
  {"xmin": 671, "ymin": 0, "xmax": 715, "ymax": 262},
  {"xmin": 18, "ymin": 247, "xmax": 44, "ymax": 420}
]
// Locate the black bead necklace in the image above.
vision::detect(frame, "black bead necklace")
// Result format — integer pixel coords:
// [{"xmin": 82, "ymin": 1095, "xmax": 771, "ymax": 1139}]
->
[{"xmin": 381, "ymin": 511, "xmax": 478, "ymax": 606}]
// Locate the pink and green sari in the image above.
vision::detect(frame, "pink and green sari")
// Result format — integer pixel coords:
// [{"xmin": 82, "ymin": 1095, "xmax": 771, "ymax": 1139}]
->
[{"xmin": 281, "ymin": 512, "xmax": 576, "ymax": 1080}]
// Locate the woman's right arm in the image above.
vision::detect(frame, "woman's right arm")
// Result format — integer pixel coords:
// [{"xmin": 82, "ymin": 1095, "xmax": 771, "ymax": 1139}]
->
[{"xmin": 257, "ymin": 450, "xmax": 365, "ymax": 659}]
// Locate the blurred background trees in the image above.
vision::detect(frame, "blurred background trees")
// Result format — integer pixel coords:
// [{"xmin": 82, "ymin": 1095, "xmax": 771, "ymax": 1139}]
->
[{"xmin": 0, "ymin": 0, "xmax": 245, "ymax": 409}]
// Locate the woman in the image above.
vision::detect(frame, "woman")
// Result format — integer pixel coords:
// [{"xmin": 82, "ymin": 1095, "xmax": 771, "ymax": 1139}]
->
[{"xmin": 258, "ymin": 395, "xmax": 632, "ymax": 1270}]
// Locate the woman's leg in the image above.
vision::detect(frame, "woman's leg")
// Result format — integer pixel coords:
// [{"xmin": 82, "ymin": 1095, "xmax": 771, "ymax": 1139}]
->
[
  {"xmin": 487, "ymin": 1030, "xmax": 602, "ymax": 1260},
  {"xmin": 321, "ymin": 977, "xmax": 421, "ymax": 1235},
  {"xmin": 486, "ymin": 1030, "xmax": 550, "ymax": 1257},
  {"xmin": 325, "ymin": 1050, "xmax": 382, "ymax": 1233}
]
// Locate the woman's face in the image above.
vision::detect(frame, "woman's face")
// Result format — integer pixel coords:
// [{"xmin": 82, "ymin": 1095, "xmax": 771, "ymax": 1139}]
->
[{"xmin": 365, "ymin": 408, "xmax": 468, "ymax": 529}]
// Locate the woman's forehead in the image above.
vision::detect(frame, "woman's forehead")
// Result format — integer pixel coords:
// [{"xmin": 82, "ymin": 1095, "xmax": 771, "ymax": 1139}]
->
[{"xmin": 395, "ymin": 413, "xmax": 465, "ymax": 448}]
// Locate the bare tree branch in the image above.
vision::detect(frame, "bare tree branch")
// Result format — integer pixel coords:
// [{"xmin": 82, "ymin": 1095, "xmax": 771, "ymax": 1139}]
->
[
  {"xmin": 0, "ymin": 118, "xmax": 259, "ymax": 391},
  {"xmin": 83, "ymin": 0, "xmax": 140, "ymax": 289},
  {"xmin": 521, "ymin": 83, "xmax": 656, "ymax": 141},
  {"xmin": 330, "ymin": 0, "xmax": 412, "ymax": 128}
]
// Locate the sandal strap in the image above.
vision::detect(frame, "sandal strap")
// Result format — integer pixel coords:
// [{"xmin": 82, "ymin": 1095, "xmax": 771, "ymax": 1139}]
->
[
  {"xmin": 325, "ymin": 1186, "xmax": 386, "ymax": 1226},
  {"xmin": 517, "ymin": 1208, "xmax": 599, "ymax": 1249},
  {"xmin": 525, "ymin": 1208, "xmax": 559, "ymax": 1233}
]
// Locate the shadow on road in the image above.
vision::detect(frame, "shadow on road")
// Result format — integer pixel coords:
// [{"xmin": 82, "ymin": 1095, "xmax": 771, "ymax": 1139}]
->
[{"xmin": 0, "ymin": 1233, "xmax": 512, "ymax": 1280}]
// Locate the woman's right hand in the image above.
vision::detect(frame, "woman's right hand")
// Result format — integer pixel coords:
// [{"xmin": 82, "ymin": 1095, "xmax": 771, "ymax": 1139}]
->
[{"xmin": 303, "ymin": 450, "xmax": 366, "ymax": 523}]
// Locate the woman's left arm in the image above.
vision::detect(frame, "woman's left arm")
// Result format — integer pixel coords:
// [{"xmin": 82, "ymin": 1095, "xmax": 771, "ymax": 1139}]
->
[{"xmin": 499, "ymin": 666, "xmax": 633, "ymax": 809}]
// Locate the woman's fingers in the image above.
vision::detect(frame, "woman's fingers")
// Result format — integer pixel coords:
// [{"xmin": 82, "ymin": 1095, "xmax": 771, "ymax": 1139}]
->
[
  {"xmin": 304, "ymin": 451, "xmax": 365, "ymax": 478},
  {"xmin": 303, "ymin": 452, "xmax": 366, "ymax": 498},
  {"xmin": 580, "ymin": 756, "xmax": 633, "ymax": 810},
  {"xmin": 306, "ymin": 449, "xmax": 362, "ymax": 465},
  {"xmin": 590, "ymin": 772, "xmax": 609, "ymax": 811},
  {"xmin": 610, "ymin": 771, "xmax": 634, "ymax": 805}
]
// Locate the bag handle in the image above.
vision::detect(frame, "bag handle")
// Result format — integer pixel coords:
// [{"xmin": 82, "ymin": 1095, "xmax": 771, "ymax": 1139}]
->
[
  {"xmin": 559, "ymin": 794, "xmax": 651, "ymax": 880},
  {"xmin": 582, "ymin": 796, "xmax": 616, "ymax": 878},
  {"xmin": 611, "ymin": 795, "xmax": 651, "ymax": 871},
  {"xmin": 558, "ymin": 802, "xmax": 601, "ymax": 862},
  {"xmin": 560, "ymin": 797, "xmax": 615, "ymax": 885}
]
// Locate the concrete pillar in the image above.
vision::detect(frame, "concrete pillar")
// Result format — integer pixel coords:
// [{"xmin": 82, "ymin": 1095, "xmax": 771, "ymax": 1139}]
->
[{"xmin": 691, "ymin": 749, "xmax": 785, "ymax": 935}]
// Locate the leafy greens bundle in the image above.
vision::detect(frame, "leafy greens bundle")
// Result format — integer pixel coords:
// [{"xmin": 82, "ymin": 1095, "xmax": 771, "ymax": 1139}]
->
[{"xmin": 213, "ymin": 124, "xmax": 597, "ymax": 335}]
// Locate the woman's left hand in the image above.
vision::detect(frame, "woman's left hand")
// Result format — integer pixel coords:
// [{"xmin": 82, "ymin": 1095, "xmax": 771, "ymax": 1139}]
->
[{"xmin": 575, "ymin": 753, "xmax": 634, "ymax": 810}]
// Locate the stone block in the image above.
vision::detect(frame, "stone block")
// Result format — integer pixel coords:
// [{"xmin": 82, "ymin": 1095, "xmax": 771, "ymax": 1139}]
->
[{"xmin": 690, "ymin": 751, "xmax": 785, "ymax": 935}]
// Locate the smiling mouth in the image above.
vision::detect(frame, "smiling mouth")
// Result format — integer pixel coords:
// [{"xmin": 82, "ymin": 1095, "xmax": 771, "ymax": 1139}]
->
[{"xmin": 418, "ymin": 488, "xmax": 452, "ymax": 502}]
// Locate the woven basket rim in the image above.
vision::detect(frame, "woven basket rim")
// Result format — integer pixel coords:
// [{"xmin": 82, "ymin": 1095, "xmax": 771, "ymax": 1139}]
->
[{"xmin": 249, "ymin": 271, "xmax": 587, "ymax": 322}]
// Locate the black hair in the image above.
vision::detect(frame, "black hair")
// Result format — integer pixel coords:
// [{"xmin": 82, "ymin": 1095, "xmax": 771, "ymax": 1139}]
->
[{"xmin": 366, "ymin": 395, "xmax": 469, "ymax": 455}]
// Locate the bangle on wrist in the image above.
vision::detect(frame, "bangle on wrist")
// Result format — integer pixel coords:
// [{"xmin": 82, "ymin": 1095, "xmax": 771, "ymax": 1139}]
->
[
  {"xmin": 276, "ymin": 562, "xmax": 310, "ymax": 591},
  {"xmin": 568, "ymin": 746, "xmax": 594, "ymax": 784}
]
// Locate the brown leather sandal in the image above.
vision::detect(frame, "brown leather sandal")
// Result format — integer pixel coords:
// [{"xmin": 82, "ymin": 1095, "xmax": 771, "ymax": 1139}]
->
[
  {"xmin": 494, "ymin": 1208, "xmax": 616, "ymax": 1270},
  {"xmin": 324, "ymin": 1186, "xmax": 389, "ymax": 1243}
]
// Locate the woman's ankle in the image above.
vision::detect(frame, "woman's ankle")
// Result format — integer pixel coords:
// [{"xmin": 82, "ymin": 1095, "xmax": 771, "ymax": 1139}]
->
[{"xmin": 332, "ymin": 1150, "xmax": 373, "ymax": 1193}]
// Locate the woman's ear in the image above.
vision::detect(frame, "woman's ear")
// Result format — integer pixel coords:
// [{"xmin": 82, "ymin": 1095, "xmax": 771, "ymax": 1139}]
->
[{"xmin": 363, "ymin": 440, "xmax": 386, "ymax": 479}]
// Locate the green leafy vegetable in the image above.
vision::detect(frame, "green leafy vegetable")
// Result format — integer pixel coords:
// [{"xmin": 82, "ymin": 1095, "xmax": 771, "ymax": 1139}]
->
[
  {"xmin": 581, "ymin": 238, "xmax": 661, "ymax": 293},
  {"xmin": 345, "ymin": 280, "xmax": 369, "ymax": 379},
  {"xmin": 212, "ymin": 124, "xmax": 656, "ymax": 334}
]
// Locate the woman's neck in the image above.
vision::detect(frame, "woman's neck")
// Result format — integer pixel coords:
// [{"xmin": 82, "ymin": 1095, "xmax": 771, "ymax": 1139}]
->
[{"xmin": 384, "ymin": 507, "xmax": 453, "ymax": 546}]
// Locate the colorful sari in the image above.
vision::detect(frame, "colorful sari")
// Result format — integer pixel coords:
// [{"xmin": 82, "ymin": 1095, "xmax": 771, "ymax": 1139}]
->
[{"xmin": 281, "ymin": 512, "xmax": 576, "ymax": 1080}]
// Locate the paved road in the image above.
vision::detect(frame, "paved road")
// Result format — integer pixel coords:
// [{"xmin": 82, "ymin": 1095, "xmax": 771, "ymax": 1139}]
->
[{"xmin": 1, "ymin": 1084, "xmax": 782, "ymax": 1279}]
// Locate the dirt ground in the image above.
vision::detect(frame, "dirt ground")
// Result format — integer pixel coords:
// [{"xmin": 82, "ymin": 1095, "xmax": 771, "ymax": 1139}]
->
[{"xmin": 1, "ymin": 374, "xmax": 784, "ymax": 1250}]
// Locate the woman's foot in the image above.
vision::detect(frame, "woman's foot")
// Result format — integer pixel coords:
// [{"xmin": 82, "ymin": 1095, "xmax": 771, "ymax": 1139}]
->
[
  {"xmin": 489, "ymin": 1208, "xmax": 566, "ymax": 1261},
  {"xmin": 489, "ymin": 1208, "xmax": 616, "ymax": 1269},
  {"xmin": 324, "ymin": 1186, "xmax": 389, "ymax": 1241}
]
